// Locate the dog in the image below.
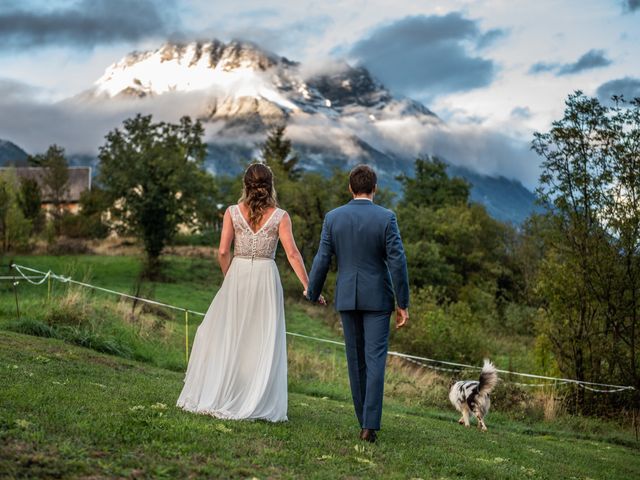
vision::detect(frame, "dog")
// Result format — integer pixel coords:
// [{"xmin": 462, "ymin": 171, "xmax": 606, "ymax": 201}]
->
[{"xmin": 448, "ymin": 359, "xmax": 498, "ymax": 432}]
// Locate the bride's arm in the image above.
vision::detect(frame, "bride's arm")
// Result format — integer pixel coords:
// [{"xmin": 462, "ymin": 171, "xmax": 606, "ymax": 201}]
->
[
  {"xmin": 278, "ymin": 212, "xmax": 309, "ymax": 291},
  {"xmin": 217, "ymin": 208, "xmax": 234, "ymax": 276}
]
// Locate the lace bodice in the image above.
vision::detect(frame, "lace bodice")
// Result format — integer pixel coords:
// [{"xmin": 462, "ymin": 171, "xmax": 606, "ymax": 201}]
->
[{"xmin": 230, "ymin": 205, "xmax": 285, "ymax": 259}]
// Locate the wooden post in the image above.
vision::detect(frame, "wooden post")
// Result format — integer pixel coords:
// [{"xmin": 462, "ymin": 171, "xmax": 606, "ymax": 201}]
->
[
  {"xmin": 184, "ymin": 310, "xmax": 190, "ymax": 366},
  {"xmin": 12, "ymin": 281, "xmax": 20, "ymax": 319}
]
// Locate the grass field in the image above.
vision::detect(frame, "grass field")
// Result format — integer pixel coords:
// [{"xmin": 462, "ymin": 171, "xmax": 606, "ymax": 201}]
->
[{"xmin": 1, "ymin": 254, "xmax": 639, "ymax": 479}]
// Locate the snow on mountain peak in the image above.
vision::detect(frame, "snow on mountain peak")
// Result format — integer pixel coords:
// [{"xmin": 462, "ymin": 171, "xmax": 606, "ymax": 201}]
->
[
  {"xmin": 92, "ymin": 40, "xmax": 302, "ymax": 113},
  {"xmin": 88, "ymin": 39, "xmax": 436, "ymax": 125}
]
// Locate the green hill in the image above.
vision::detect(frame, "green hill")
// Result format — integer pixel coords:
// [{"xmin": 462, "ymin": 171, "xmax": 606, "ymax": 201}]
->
[{"xmin": 2, "ymin": 255, "xmax": 639, "ymax": 478}]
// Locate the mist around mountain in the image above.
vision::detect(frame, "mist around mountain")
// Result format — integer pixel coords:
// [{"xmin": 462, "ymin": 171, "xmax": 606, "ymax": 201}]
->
[{"xmin": 1, "ymin": 39, "xmax": 541, "ymax": 224}]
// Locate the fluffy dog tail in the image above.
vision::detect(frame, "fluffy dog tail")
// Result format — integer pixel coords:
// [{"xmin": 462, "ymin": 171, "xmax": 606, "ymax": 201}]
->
[{"xmin": 478, "ymin": 359, "xmax": 498, "ymax": 396}]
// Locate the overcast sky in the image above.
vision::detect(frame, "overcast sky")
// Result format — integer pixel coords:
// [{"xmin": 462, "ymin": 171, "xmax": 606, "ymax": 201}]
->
[{"xmin": 1, "ymin": 0, "xmax": 639, "ymax": 186}]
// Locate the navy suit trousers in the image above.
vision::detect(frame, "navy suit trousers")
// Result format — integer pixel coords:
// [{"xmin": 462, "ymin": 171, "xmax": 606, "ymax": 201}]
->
[{"xmin": 340, "ymin": 310, "xmax": 391, "ymax": 430}]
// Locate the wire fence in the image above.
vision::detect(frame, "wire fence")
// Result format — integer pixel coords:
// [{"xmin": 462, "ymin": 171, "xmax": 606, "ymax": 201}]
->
[{"xmin": 5, "ymin": 263, "xmax": 637, "ymax": 394}]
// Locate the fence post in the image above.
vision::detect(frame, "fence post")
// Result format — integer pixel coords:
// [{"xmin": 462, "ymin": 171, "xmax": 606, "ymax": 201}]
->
[
  {"xmin": 47, "ymin": 274, "xmax": 52, "ymax": 302},
  {"xmin": 12, "ymin": 281, "xmax": 20, "ymax": 319},
  {"xmin": 184, "ymin": 310, "xmax": 190, "ymax": 365}
]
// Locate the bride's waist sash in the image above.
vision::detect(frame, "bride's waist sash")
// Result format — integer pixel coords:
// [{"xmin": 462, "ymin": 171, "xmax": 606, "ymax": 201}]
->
[{"xmin": 233, "ymin": 255, "xmax": 275, "ymax": 261}]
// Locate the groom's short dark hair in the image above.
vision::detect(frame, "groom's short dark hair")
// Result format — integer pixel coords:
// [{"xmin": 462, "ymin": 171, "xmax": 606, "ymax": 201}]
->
[{"xmin": 349, "ymin": 164, "xmax": 377, "ymax": 194}]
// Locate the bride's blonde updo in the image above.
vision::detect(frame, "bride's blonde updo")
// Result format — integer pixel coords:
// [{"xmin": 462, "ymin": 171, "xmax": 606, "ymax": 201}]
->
[{"xmin": 238, "ymin": 163, "xmax": 278, "ymax": 229}]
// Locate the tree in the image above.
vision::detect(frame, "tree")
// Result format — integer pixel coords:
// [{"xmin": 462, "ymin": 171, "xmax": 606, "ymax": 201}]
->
[
  {"xmin": 98, "ymin": 114, "xmax": 207, "ymax": 274},
  {"xmin": 0, "ymin": 169, "xmax": 32, "ymax": 252},
  {"xmin": 532, "ymin": 91, "xmax": 640, "ymax": 408},
  {"xmin": 30, "ymin": 145, "xmax": 70, "ymax": 232},
  {"xmin": 260, "ymin": 125, "xmax": 301, "ymax": 180},
  {"xmin": 18, "ymin": 177, "xmax": 44, "ymax": 233},
  {"xmin": 396, "ymin": 157, "xmax": 510, "ymax": 301},
  {"xmin": 397, "ymin": 156, "xmax": 470, "ymax": 209}
]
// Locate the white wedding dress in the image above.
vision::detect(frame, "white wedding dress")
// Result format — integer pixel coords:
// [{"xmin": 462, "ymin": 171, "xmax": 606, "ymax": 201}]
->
[{"xmin": 176, "ymin": 205, "xmax": 288, "ymax": 422}]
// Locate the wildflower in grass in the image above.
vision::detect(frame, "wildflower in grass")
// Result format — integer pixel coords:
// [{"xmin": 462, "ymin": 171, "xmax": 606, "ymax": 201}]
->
[
  {"xmin": 520, "ymin": 466, "xmax": 536, "ymax": 476},
  {"xmin": 15, "ymin": 419, "xmax": 32, "ymax": 429},
  {"xmin": 35, "ymin": 355, "xmax": 50, "ymax": 363},
  {"xmin": 355, "ymin": 457, "xmax": 375, "ymax": 466},
  {"xmin": 215, "ymin": 424, "xmax": 232, "ymax": 433},
  {"xmin": 150, "ymin": 402, "xmax": 167, "ymax": 410},
  {"xmin": 130, "ymin": 405, "xmax": 145, "ymax": 412}
]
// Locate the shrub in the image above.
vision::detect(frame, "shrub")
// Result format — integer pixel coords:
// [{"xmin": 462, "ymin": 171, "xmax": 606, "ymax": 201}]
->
[
  {"xmin": 42, "ymin": 284, "xmax": 91, "ymax": 327},
  {"xmin": 5, "ymin": 318, "xmax": 57, "ymax": 338},
  {"xmin": 59, "ymin": 212, "xmax": 109, "ymax": 239},
  {"xmin": 391, "ymin": 287, "xmax": 491, "ymax": 364},
  {"xmin": 170, "ymin": 228, "xmax": 221, "ymax": 247},
  {"xmin": 46, "ymin": 237, "xmax": 93, "ymax": 255},
  {"xmin": 502, "ymin": 302, "xmax": 539, "ymax": 336}
]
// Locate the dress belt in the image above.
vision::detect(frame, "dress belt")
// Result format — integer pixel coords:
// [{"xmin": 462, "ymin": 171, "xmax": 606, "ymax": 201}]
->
[{"xmin": 233, "ymin": 255, "xmax": 274, "ymax": 261}]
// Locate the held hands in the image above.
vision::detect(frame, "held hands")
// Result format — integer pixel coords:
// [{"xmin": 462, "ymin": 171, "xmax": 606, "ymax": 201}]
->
[
  {"xmin": 395, "ymin": 307, "xmax": 409, "ymax": 330},
  {"xmin": 303, "ymin": 289, "xmax": 327, "ymax": 306}
]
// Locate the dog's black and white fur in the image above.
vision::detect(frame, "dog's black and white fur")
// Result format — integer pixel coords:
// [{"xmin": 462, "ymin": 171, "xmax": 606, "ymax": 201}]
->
[{"xmin": 448, "ymin": 359, "xmax": 498, "ymax": 432}]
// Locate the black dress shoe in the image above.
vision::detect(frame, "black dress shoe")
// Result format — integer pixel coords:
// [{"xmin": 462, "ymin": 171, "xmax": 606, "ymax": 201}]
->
[{"xmin": 359, "ymin": 428, "xmax": 377, "ymax": 443}]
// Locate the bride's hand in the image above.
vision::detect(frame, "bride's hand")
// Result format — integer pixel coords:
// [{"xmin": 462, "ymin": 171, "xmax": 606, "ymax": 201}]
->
[{"xmin": 302, "ymin": 289, "xmax": 327, "ymax": 306}]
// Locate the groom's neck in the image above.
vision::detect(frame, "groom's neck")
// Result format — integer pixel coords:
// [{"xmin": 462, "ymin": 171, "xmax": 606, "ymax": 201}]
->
[{"xmin": 352, "ymin": 194, "xmax": 374, "ymax": 201}]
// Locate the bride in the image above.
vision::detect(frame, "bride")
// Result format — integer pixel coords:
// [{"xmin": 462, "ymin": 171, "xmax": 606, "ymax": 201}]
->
[{"xmin": 177, "ymin": 163, "xmax": 322, "ymax": 421}]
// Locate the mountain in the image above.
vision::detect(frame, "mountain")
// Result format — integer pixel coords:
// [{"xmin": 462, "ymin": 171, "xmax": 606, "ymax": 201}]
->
[
  {"xmin": 0, "ymin": 139, "xmax": 29, "ymax": 166},
  {"xmin": 80, "ymin": 40, "xmax": 538, "ymax": 223}
]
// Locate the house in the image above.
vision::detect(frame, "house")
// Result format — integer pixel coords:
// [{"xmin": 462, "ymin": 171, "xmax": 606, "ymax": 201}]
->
[{"xmin": 0, "ymin": 166, "xmax": 92, "ymax": 215}]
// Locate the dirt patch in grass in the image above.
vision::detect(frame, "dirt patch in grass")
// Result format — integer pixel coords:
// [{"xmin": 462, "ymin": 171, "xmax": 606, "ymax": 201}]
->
[{"xmin": 0, "ymin": 440, "xmax": 85, "ymax": 479}]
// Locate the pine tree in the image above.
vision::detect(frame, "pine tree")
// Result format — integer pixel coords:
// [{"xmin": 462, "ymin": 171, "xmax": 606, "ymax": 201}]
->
[
  {"xmin": 18, "ymin": 177, "xmax": 43, "ymax": 232},
  {"xmin": 30, "ymin": 144, "xmax": 70, "ymax": 233},
  {"xmin": 260, "ymin": 125, "xmax": 301, "ymax": 180}
]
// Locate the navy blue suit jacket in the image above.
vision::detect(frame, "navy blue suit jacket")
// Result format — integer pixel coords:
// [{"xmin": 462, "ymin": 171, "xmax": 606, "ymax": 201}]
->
[{"xmin": 306, "ymin": 199, "xmax": 409, "ymax": 312}]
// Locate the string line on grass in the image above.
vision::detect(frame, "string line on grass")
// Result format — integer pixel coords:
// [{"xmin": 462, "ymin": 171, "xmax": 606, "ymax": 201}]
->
[{"xmin": 10, "ymin": 263, "xmax": 636, "ymax": 394}]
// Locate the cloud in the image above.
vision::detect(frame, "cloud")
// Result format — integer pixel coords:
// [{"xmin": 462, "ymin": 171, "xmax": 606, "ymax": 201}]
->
[
  {"xmin": 477, "ymin": 28, "xmax": 507, "ymax": 49},
  {"xmin": 557, "ymin": 49, "xmax": 612, "ymax": 75},
  {"xmin": 0, "ymin": 86, "xmax": 219, "ymax": 155},
  {"xmin": 596, "ymin": 77, "xmax": 640, "ymax": 103},
  {"xmin": 0, "ymin": 0, "xmax": 178, "ymax": 49},
  {"xmin": 348, "ymin": 13, "xmax": 499, "ymax": 98},
  {"xmin": 529, "ymin": 49, "xmax": 612, "ymax": 76},
  {"xmin": 623, "ymin": 0, "xmax": 640, "ymax": 13},
  {"xmin": 528, "ymin": 62, "xmax": 558, "ymax": 74},
  {"xmin": 0, "ymin": 78, "xmax": 42, "ymax": 101},
  {"xmin": 338, "ymin": 114, "xmax": 540, "ymax": 188},
  {"xmin": 215, "ymin": 15, "xmax": 332, "ymax": 60},
  {"xmin": 511, "ymin": 106, "xmax": 532, "ymax": 119},
  {"xmin": 0, "ymin": 86, "xmax": 540, "ymax": 188}
]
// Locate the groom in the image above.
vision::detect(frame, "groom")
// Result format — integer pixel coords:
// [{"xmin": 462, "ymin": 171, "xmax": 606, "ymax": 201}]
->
[{"xmin": 306, "ymin": 164, "xmax": 409, "ymax": 443}]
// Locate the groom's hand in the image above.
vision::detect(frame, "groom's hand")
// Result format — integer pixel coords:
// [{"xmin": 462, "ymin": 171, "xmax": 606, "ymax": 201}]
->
[
  {"xmin": 303, "ymin": 289, "xmax": 327, "ymax": 306},
  {"xmin": 395, "ymin": 307, "xmax": 409, "ymax": 329}
]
